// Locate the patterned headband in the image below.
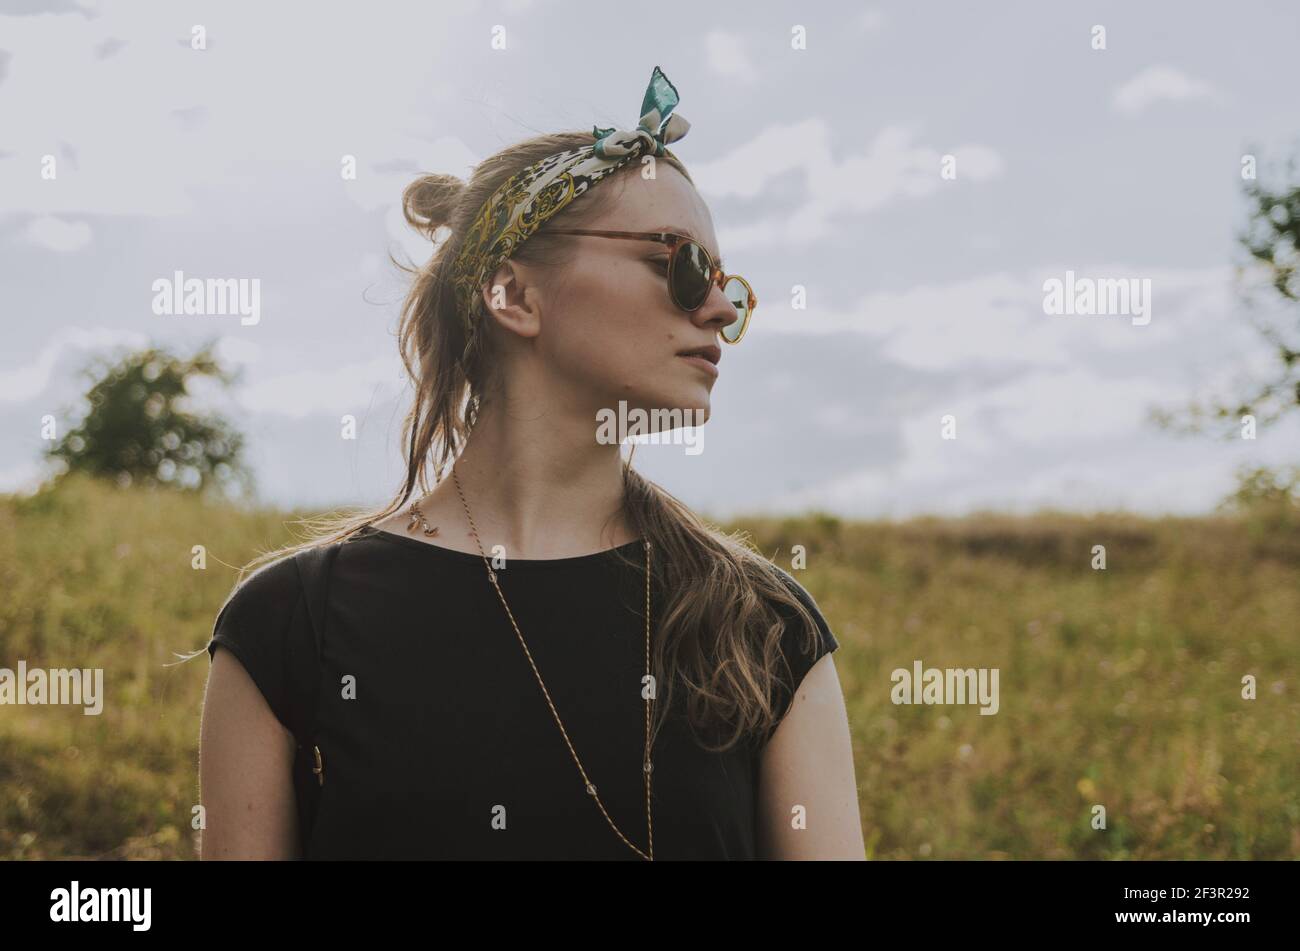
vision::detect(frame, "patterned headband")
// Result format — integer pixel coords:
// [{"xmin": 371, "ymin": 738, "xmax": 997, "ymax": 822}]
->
[{"xmin": 449, "ymin": 65, "xmax": 691, "ymax": 338}]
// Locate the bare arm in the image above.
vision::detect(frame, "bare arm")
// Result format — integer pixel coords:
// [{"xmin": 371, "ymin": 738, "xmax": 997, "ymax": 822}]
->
[
  {"xmin": 199, "ymin": 646, "xmax": 300, "ymax": 859},
  {"xmin": 755, "ymin": 653, "xmax": 865, "ymax": 860}
]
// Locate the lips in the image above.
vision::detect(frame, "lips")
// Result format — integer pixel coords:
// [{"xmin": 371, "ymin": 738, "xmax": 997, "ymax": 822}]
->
[{"xmin": 675, "ymin": 343, "xmax": 721, "ymax": 366}]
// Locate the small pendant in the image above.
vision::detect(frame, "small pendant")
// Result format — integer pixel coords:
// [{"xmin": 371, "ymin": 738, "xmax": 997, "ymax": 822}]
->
[
  {"xmin": 407, "ymin": 504, "xmax": 440, "ymax": 536},
  {"xmin": 586, "ymin": 783, "xmax": 598, "ymax": 796}
]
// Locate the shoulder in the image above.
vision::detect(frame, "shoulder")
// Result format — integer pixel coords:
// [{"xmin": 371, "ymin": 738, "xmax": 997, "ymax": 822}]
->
[
  {"xmin": 768, "ymin": 564, "xmax": 837, "ymax": 647},
  {"xmin": 208, "ymin": 554, "xmax": 309, "ymax": 674},
  {"xmin": 215, "ymin": 537, "xmax": 355, "ymax": 626},
  {"xmin": 206, "ymin": 544, "xmax": 345, "ymax": 738},
  {"xmin": 757, "ymin": 563, "xmax": 840, "ymax": 742},
  {"xmin": 770, "ymin": 564, "xmax": 824, "ymax": 613},
  {"xmin": 215, "ymin": 552, "xmax": 304, "ymax": 623}
]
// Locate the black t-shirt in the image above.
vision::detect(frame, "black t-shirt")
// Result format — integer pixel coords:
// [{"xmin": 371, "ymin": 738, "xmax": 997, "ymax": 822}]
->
[{"xmin": 206, "ymin": 524, "xmax": 838, "ymax": 860}]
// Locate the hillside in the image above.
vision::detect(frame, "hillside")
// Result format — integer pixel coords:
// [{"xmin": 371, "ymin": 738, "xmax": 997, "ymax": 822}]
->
[{"xmin": 1, "ymin": 475, "xmax": 1296, "ymax": 859}]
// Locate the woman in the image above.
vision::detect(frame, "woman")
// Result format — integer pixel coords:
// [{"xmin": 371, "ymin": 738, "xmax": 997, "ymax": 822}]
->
[{"xmin": 199, "ymin": 67, "xmax": 863, "ymax": 860}]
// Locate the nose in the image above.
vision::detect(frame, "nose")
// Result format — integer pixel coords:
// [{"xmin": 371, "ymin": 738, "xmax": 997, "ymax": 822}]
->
[{"xmin": 690, "ymin": 278, "xmax": 740, "ymax": 339}]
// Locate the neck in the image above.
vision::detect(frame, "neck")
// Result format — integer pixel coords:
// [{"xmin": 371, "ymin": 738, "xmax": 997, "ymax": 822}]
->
[{"xmin": 444, "ymin": 389, "xmax": 637, "ymax": 559}]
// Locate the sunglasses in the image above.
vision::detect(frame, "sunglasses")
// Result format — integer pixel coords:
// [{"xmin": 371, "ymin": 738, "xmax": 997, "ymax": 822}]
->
[{"xmin": 541, "ymin": 228, "xmax": 756, "ymax": 343}]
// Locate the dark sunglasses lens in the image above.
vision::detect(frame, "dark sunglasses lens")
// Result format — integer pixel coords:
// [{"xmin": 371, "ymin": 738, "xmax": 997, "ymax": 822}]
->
[
  {"xmin": 722, "ymin": 277, "xmax": 749, "ymax": 342},
  {"xmin": 670, "ymin": 241, "xmax": 712, "ymax": 310}
]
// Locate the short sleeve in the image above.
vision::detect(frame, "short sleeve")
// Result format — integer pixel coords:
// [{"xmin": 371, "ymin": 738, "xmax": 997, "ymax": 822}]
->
[
  {"xmin": 762, "ymin": 567, "xmax": 840, "ymax": 745},
  {"xmin": 207, "ymin": 554, "xmax": 308, "ymax": 739}
]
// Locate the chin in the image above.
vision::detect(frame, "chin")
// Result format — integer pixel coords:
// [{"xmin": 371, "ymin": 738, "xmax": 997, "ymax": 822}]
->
[
  {"xmin": 612, "ymin": 389, "xmax": 712, "ymax": 435},
  {"xmin": 655, "ymin": 390, "xmax": 712, "ymax": 428}
]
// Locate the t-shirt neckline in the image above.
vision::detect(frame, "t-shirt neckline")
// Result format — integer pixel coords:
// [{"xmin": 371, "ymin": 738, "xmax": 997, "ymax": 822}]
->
[{"xmin": 358, "ymin": 524, "xmax": 646, "ymax": 568}]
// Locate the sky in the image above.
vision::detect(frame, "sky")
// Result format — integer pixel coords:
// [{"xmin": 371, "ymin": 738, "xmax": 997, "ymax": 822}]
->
[{"xmin": 2, "ymin": 0, "xmax": 1299, "ymax": 520}]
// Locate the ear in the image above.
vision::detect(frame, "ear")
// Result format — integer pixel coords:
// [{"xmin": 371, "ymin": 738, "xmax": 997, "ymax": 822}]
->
[{"xmin": 479, "ymin": 260, "xmax": 542, "ymax": 340}]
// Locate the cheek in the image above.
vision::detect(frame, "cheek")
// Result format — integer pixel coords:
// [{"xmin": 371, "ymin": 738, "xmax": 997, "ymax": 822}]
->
[{"xmin": 544, "ymin": 261, "xmax": 670, "ymax": 384}]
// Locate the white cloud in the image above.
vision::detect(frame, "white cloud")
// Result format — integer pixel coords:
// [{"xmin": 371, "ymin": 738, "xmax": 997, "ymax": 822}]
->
[
  {"xmin": 750, "ymin": 260, "xmax": 1276, "ymax": 517},
  {"xmin": 774, "ymin": 382, "xmax": 1300, "ymax": 520},
  {"xmin": 704, "ymin": 31, "xmax": 759, "ymax": 84},
  {"xmin": 23, "ymin": 215, "xmax": 93, "ymax": 251},
  {"xmin": 0, "ymin": 326, "xmax": 147, "ymax": 404},
  {"xmin": 858, "ymin": 8, "xmax": 886, "ymax": 33},
  {"xmin": 763, "ymin": 263, "xmax": 1239, "ymax": 372},
  {"xmin": 0, "ymin": 4, "xmax": 466, "ymax": 220},
  {"xmin": 951, "ymin": 368, "xmax": 1181, "ymax": 444},
  {"xmin": 212, "ymin": 335, "xmax": 264, "ymax": 371},
  {"xmin": 690, "ymin": 121, "xmax": 1003, "ymax": 250},
  {"xmin": 1112, "ymin": 65, "xmax": 1221, "ymax": 116},
  {"xmin": 235, "ymin": 354, "xmax": 407, "ymax": 419}
]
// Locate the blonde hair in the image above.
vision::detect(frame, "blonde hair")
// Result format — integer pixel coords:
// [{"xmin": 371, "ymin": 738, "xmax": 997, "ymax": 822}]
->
[{"xmin": 235, "ymin": 130, "xmax": 823, "ymax": 753}]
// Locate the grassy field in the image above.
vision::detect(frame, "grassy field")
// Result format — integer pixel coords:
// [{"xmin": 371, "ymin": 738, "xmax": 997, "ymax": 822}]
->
[{"xmin": 1, "ymin": 473, "xmax": 1297, "ymax": 859}]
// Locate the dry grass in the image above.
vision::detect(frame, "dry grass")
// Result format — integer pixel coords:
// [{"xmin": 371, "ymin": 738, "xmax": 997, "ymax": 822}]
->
[{"xmin": 1, "ymin": 476, "xmax": 1296, "ymax": 858}]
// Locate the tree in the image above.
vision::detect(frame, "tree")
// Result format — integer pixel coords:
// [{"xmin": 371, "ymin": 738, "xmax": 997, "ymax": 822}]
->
[
  {"xmin": 1217, "ymin": 464, "xmax": 1300, "ymax": 544},
  {"xmin": 1151, "ymin": 151, "xmax": 1300, "ymax": 435},
  {"xmin": 45, "ymin": 343, "xmax": 252, "ymax": 496},
  {"xmin": 1230, "ymin": 160, "xmax": 1300, "ymax": 426}
]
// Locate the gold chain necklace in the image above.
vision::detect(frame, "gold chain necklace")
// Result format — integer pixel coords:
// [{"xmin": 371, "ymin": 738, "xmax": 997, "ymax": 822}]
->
[{"xmin": 408, "ymin": 465, "xmax": 656, "ymax": 861}]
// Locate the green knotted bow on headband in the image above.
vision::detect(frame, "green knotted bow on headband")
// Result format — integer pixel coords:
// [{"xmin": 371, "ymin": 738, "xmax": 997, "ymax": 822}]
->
[{"xmin": 450, "ymin": 65, "xmax": 691, "ymax": 339}]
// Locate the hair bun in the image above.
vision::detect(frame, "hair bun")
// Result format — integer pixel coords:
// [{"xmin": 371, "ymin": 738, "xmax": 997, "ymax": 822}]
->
[{"xmin": 402, "ymin": 173, "xmax": 466, "ymax": 240}]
